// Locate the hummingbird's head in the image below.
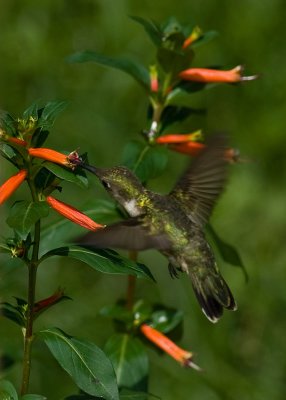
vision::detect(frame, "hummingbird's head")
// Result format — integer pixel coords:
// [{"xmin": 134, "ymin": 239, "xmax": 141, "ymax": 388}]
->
[{"xmin": 92, "ymin": 166, "xmax": 145, "ymax": 215}]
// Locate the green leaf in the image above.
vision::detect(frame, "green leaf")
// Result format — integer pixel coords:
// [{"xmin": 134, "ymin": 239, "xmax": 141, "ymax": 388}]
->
[
  {"xmin": 44, "ymin": 162, "xmax": 88, "ymax": 189},
  {"xmin": 38, "ymin": 101, "xmax": 67, "ymax": 130},
  {"xmin": 160, "ymin": 106, "xmax": 204, "ymax": 132},
  {"xmin": 68, "ymin": 51, "xmax": 150, "ymax": 89},
  {"xmin": 0, "ymin": 380, "xmax": 18, "ymax": 400},
  {"xmin": 41, "ymin": 246, "xmax": 155, "ymax": 281},
  {"xmin": 105, "ymin": 334, "xmax": 148, "ymax": 391},
  {"xmin": 122, "ymin": 141, "xmax": 168, "ymax": 182},
  {"xmin": 100, "ymin": 304, "xmax": 133, "ymax": 324},
  {"xmin": 0, "ymin": 143, "xmax": 25, "ymax": 168},
  {"xmin": 130, "ymin": 16, "xmax": 162, "ymax": 46},
  {"xmin": 64, "ymin": 395, "xmax": 99, "ymax": 400},
  {"xmin": 120, "ymin": 389, "xmax": 158, "ymax": 400},
  {"xmin": 0, "ymin": 112, "xmax": 16, "ymax": 136},
  {"xmin": 166, "ymin": 86, "xmax": 206, "ymax": 107},
  {"xmin": 157, "ymin": 46, "xmax": 193, "ymax": 75},
  {"xmin": 191, "ymin": 30, "xmax": 218, "ymax": 48},
  {"xmin": 6, "ymin": 201, "xmax": 49, "ymax": 239},
  {"xmin": 21, "ymin": 395, "xmax": 47, "ymax": 400},
  {"xmin": 23, "ymin": 101, "xmax": 39, "ymax": 120},
  {"xmin": 0, "ymin": 302, "xmax": 26, "ymax": 327},
  {"xmin": 207, "ymin": 224, "xmax": 248, "ymax": 281},
  {"xmin": 39, "ymin": 328, "xmax": 119, "ymax": 400},
  {"xmin": 30, "ymin": 129, "xmax": 49, "ymax": 148},
  {"xmin": 0, "ymin": 243, "xmax": 11, "ymax": 254},
  {"xmin": 149, "ymin": 308, "xmax": 183, "ymax": 334}
]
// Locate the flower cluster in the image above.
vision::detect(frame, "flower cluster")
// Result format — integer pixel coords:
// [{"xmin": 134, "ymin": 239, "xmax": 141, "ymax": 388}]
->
[
  {"xmin": 144, "ymin": 22, "xmax": 257, "ymax": 157},
  {"xmin": 0, "ymin": 103, "xmax": 104, "ymax": 233}
]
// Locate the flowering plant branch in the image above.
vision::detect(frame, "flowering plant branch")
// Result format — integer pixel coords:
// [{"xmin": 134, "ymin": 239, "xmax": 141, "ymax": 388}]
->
[{"xmin": 0, "ymin": 16, "xmax": 256, "ymax": 399}]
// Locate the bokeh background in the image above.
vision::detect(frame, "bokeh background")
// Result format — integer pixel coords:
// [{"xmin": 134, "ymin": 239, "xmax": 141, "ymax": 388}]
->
[{"xmin": 1, "ymin": 0, "xmax": 286, "ymax": 399}]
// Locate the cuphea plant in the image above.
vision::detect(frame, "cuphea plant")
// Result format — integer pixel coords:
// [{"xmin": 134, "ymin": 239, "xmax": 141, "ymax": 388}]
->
[{"xmin": 0, "ymin": 17, "xmax": 256, "ymax": 399}]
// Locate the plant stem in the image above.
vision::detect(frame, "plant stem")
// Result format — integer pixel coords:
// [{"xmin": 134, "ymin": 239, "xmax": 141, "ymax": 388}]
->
[
  {"xmin": 21, "ymin": 178, "xmax": 41, "ymax": 395},
  {"xmin": 126, "ymin": 251, "xmax": 138, "ymax": 310}
]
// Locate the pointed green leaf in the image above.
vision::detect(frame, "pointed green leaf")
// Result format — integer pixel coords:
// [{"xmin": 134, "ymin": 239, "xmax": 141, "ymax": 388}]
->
[
  {"xmin": 122, "ymin": 141, "xmax": 168, "ymax": 182},
  {"xmin": 207, "ymin": 224, "xmax": 248, "ymax": 281},
  {"xmin": 191, "ymin": 30, "xmax": 219, "ymax": 48},
  {"xmin": 0, "ymin": 380, "xmax": 18, "ymax": 400},
  {"xmin": 0, "ymin": 302, "xmax": 26, "ymax": 327},
  {"xmin": 6, "ymin": 201, "xmax": 49, "ymax": 239},
  {"xmin": 166, "ymin": 86, "xmax": 206, "ymax": 107},
  {"xmin": 39, "ymin": 328, "xmax": 119, "ymax": 400},
  {"xmin": 0, "ymin": 112, "xmax": 16, "ymax": 136},
  {"xmin": 160, "ymin": 106, "xmax": 204, "ymax": 132},
  {"xmin": 44, "ymin": 162, "xmax": 89, "ymax": 189},
  {"xmin": 38, "ymin": 101, "xmax": 67, "ymax": 130},
  {"xmin": 30, "ymin": 129, "xmax": 49, "ymax": 148},
  {"xmin": 64, "ymin": 395, "xmax": 99, "ymax": 400},
  {"xmin": 105, "ymin": 334, "xmax": 148, "ymax": 391},
  {"xmin": 149, "ymin": 308, "xmax": 183, "ymax": 334},
  {"xmin": 0, "ymin": 243, "xmax": 11, "ymax": 254},
  {"xmin": 23, "ymin": 101, "xmax": 39, "ymax": 120},
  {"xmin": 41, "ymin": 246, "xmax": 155, "ymax": 281},
  {"xmin": 68, "ymin": 51, "xmax": 150, "ymax": 89},
  {"xmin": 130, "ymin": 16, "xmax": 162, "ymax": 46},
  {"xmin": 120, "ymin": 389, "xmax": 157, "ymax": 400},
  {"xmin": 100, "ymin": 304, "xmax": 133, "ymax": 324}
]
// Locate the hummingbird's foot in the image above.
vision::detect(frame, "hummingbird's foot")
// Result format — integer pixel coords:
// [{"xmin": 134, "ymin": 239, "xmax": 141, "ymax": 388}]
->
[{"xmin": 168, "ymin": 262, "xmax": 179, "ymax": 279}]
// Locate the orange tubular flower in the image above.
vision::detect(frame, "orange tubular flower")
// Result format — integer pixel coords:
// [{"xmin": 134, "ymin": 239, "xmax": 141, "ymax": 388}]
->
[
  {"xmin": 8, "ymin": 137, "xmax": 27, "ymax": 146},
  {"xmin": 170, "ymin": 141, "xmax": 205, "ymax": 156},
  {"xmin": 179, "ymin": 65, "xmax": 258, "ymax": 83},
  {"xmin": 29, "ymin": 148, "xmax": 79, "ymax": 169},
  {"xmin": 156, "ymin": 130, "xmax": 202, "ymax": 144},
  {"xmin": 140, "ymin": 324, "xmax": 201, "ymax": 370},
  {"xmin": 0, "ymin": 129, "xmax": 27, "ymax": 147},
  {"xmin": 46, "ymin": 196, "xmax": 105, "ymax": 231},
  {"xmin": 0, "ymin": 170, "xmax": 27, "ymax": 205}
]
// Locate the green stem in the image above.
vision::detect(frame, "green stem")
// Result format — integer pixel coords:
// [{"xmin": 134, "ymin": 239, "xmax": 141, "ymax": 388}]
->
[
  {"xmin": 126, "ymin": 251, "xmax": 138, "ymax": 310},
  {"xmin": 21, "ymin": 178, "xmax": 41, "ymax": 395}
]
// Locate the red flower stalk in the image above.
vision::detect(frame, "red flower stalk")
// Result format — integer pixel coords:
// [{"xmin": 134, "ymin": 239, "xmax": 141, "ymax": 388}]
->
[
  {"xmin": 0, "ymin": 170, "xmax": 27, "ymax": 205},
  {"xmin": 140, "ymin": 324, "xmax": 201, "ymax": 370},
  {"xmin": 182, "ymin": 26, "xmax": 202, "ymax": 49},
  {"xmin": 46, "ymin": 196, "xmax": 105, "ymax": 231},
  {"xmin": 179, "ymin": 65, "xmax": 258, "ymax": 83},
  {"xmin": 29, "ymin": 148, "xmax": 80, "ymax": 169},
  {"xmin": 34, "ymin": 288, "xmax": 67, "ymax": 314},
  {"xmin": 156, "ymin": 130, "xmax": 202, "ymax": 144}
]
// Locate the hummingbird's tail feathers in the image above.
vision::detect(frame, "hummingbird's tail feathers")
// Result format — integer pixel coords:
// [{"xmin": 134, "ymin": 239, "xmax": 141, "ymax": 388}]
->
[{"xmin": 190, "ymin": 270, "xmax": 237, "ymax": 323}]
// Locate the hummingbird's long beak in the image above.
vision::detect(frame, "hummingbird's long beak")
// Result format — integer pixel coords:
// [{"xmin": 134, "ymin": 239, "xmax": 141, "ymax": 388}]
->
[{"xmin": 80, "ymin": 163, "xmax": 101, "ymax": 176}]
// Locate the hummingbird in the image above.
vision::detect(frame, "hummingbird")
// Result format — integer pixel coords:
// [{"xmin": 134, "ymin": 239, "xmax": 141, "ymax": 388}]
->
[{"xmin": 76, "ymin": 137, "xmax": 237, "ymax": 322}]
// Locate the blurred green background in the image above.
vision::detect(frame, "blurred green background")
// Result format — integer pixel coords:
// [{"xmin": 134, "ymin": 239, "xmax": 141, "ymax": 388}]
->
[{"xmin": 1, "ymin": 0, "xmax": 286, "ymax": 399}]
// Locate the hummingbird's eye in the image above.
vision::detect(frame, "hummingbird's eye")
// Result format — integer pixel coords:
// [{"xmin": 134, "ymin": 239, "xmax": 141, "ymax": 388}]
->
[{"xmin": 102, "ymin": 180, "xmax": 111, "ymax": 189}]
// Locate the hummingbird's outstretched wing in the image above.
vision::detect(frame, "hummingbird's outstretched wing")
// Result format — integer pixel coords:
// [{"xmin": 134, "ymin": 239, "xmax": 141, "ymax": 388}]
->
[
  {"xmin": 169, "ymin": 136, "xmax": 228, "ymax": 226},
  {"xmin": 75, "ymin": 218, "xmax": 171, "ymax": 251}
]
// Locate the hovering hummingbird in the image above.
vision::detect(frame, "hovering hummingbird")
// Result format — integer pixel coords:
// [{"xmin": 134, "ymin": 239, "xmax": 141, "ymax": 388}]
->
[{"xmin": 76, "ymin": 137, "xmax": 237, "ymax": 322}]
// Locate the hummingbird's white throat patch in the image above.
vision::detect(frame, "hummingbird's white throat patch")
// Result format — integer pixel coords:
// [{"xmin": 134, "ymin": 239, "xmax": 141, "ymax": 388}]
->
[{"xmin": 123, "ymin": 199, "xmax": 141, "ymax": 217}]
